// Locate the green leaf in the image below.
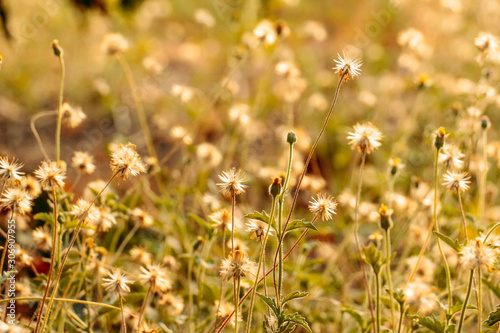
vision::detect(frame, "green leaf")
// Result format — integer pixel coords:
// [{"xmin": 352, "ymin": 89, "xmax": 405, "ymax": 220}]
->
[
  {"xmin": 434, "ymin": 231, "xmax": 463, "ymax": 252},
  {"xmin": 33, "ymin": 212, "xmax": 54, "ymax": 224},
  {"xmin": 245, "ymin": 211, "xmax": 270, "ymax": 224},
  {"xmin": 485, "ymin": 306, "xmax": 500, "ymax": 327},
  {"xmin": 409, "ymin": 314, "xmax": 444, "ymax": 333},
  {"xmin": 189, "ymin": 213, "xmax": 211, "ymax": 232},
  {"xmin": 257, "ymin": 293, "xmax": 279, "ymax": 316},
  {"xmin": 341, "ymin": 305, "xmax": 365, "ymax": 328},
  {"xmin": 286, "ymin": 219, "xmax": 318, "ymax": 232},
  {"xmin": 483, "ymin": 279, "xmax": 500, "ymax": 299},
  {"xmin": 281, "ymin": 291, "xmax": 309, "ymax": 306},
  {"xmin": 283, "ymin": 313, "xmax": 312, "ymax": 333}
]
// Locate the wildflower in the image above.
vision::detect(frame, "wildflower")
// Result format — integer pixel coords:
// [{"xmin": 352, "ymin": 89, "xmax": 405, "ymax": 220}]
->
[
  {"xmin": 226, "ymin": 238, "xmax": 249, "ymax": 253},
  {"xmin": 196, "ymin": 143, "xmax": 223, "ymax": 169},
  {"xmin": 333, "ymin": 52, "xmax": 363, "ymax": 81},
  {"xmin": 389, "ymin": 158, "xmax": 404, "ymax": 176},
  {"xmin": 139, "ymin": 264, "xmax": 171, "ymax": 292},
  {"xmin": 130, "ymin": 207, "xmax": 154, "ymax": 228},
  {"xmin": 217, "ymin": 168, "xmax": 248, "ymax": 199},
  {"xmin": 102, "ymin": 33, "xmax": 129, "ymax": 56},
  {"xmin": 32, "ymin": 226, "xmax": 52, "ymax": 251},
  {"xmin": 475, "ymin": 32, "xmax": 499, "ymax": 54},
  {"xmin": 253, "ymin": 19, "xmax": 277, "ymax": 45},
  {"xmin": 404, "ymin": 282, "xmax": 437, "ymax": 315},
  {"xmin": 34, "ymin": 160, "xmax": 66, "ymax": 190},
  {"xmin": 94, "ymin": 206, "xmax": 117, "ymax": 232},
  {"xmin": 308, "ymin": 194, "xmax": 338, "ymax": 221},
  {"xmin": 20, "ymin": 175, "xmax": 41, "ymax": 198},
  {"xmin": 110, "ymin": 143, "xmax": 147, "ymax": 180},
  {"xmin": 159, "ymin": 293, "xmax": 185, "ymax": 316},
  {"xmin": 209, "ymin": 209, "xmax": 234, "ymax": 231},
  {"xmin": 219, "ymin": 250, "xmax": 257, "ymax": 281},
  {"xmin": 0, "ymin": 157, "xmax": 24, "ymax": 183},
  {"xmin": 347, "ymin": 122, "xmax": 383, "ymax": 154},
  {"xmin": 130, "ymin": 246, "xmax": 153, "ymax": 266},
  {"xmin": 0, "ymin": 188, "xmax": 32, "ymax": 214},
  {"xmin": 438, "ymin": 144, "xmax": 464, "ymax": 170},
  {"xmin": 62, "ymin": 103, "xmax": 86, "ymax": 128},
  {"xmin": 102, "ymin": 269, "xmax": 134, "ymax": 294},
  {"xmin": 442, "ymin": 170, "xmax": 471, "ymax": 193},
  {"xmin": 216, "ymin": 301, "xmax": 242, "ymax": 327},
  {"xmin": 460, "ymin": 238, "xmax": 497, "ymax": 271},
  {"xmin": 369, "ymin": 232, "xmax": 383, "ymax": 242},
  {"xmin": 71, "ymin": 151, "xmax": 96, "ymax": 174},
  {"xmin": 71, "ymin": 199, "xmax": 99, "ymax": 224},
  {"xmin": 433, "ymin": 127, "xmax": 448, "ymax": 150},
  {"xmin": 378, "ymin": 204, "xmax": 393, "ymax": 230},
  {"xmin": 246, "ymin": 220, "xmax": 273, "ymax": 242}
]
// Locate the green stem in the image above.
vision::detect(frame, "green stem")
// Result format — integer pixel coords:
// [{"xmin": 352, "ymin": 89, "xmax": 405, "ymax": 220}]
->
[
  {"xmin": 55, "ymin": 53, "xmax": 65, "ymax": 162},
  {"xmin": 375, "ymin": 272, "xmax": 380, "ymax": 333},
  {"xmin": 397, "ymin": 303, "xmax": 405, "ymax": 333},
  {"xmin": 384, "ymin": 228, "xmax": 396, "ymax": 330},
  {"xmin": 188, "ymin": 254, "xmax": 194, "ymax": 333},
  {"xmin": 38, "ymin": 172, "xmax": 118, "ymax": 333},
  {"xmin": 119, "ymin": 290, "xmax": 127, "ymax": 333},
  {"xmin": 479, "ymin": 129, "xmax": 487, "ymax": 225},
  {"xmin": 231, "ymin": 192, "xmax": 236, "ymax": 254},
  {"xmin": 353, "ymin": 152, "xmax": 376, "ymax": 332},
  {"xmin": 457, "ymin": 270, "xmax": 474, "ymax": 333},
  {"xmin": 110, "ymin": 223, "xmax": 140, "ymax": 264},
  {"xmin": 478, "ymin": 269, "xmax": 482, "ymax": 333},
  {"xmin": 0, "ymin": 297, "xmax": 120, "ymax": 310},
  {"xmin": 458, "ymin": 191, "xmax": 468, "ymax": 243},
  {"xmin": 245, "ymin": 197, "xmax": 277, "ymax": 333},
  {"xmin": 31, "ymin": 111, "xmax": 58, "ymax": 161},
  {"xmin": 483, "ymin": 221, "xmax": 500, "ymax": 243}
]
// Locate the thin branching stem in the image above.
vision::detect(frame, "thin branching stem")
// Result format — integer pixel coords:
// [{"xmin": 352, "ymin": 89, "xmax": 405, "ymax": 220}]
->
[
  {"xmin": 137, "ymin": 285, "xmax": 152, "ymax": 333},
  {"xmin": 457, "ymin": 269, "xmax": 474, "ymax": 333}
]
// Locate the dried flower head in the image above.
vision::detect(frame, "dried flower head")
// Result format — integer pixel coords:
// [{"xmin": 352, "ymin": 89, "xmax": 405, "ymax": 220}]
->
[
  {"xmin": 308, "ymin": 194, "xmax": 338, "ymax": 221},
  {"xmin": 209, "ymin": 209, "xmax": 234, "ymax": 231},
  {"xmin": 71, "ymin": 199, "xmax": 99, "ymax": 224},
  {"xmin": 20, "ymin": 175, "xmax": 41, "ymax": 198},
  {"xmin": 159, "ymin": 293, "xmax": 185, "ymax": 316},
  {"xmin": 0, "ymin": 188, "xmax": 32, "ymax": 215},
  {"xmin": 94, "ymin": 206, "xmax": 117, "ymax": 232},
  {"xmin": 216, "ymin": 301, "xmax": 242, "ymax": 327},
  {"xmin": 460, "ymin": 238, "xmax": 497, "ymax": 271},
  {"xmin": 62, "ymin": 103, "xmax": 86, "ymax": 128},
  {"xmin": 139, "ymin": 264, "xmax": 171, "ymax": 292},
  {"xmin": 71, "ymin": 151, "xmax": 96, "ymax": 174},
  {"xmin": 253, "ymin": 19, "xmax": 278, "ymax": 45},
  {"xmin": 217, "ymin": 168, "xmax": 248, "ymax": 199},
  {"xmin": 130, "ymin": 207, "xmax": 154, "ymax": 228},
  {"xmin": 334, "ymin": 52, "xmax": 362, "ymax": 81},
  {"xmin": 347, "ymin": 122, "xmax": 383, "ymax": 154},
  {"xmin": 475, "ymin": 32, "xmax": 499, "ymax": 54},
  {"xmin": 102, "ymin": 33, "xmax": 129, "ymax": 56},
  {"xmin": 32, "ymin": 226, "xmax": 52, "ymax": 251},
  {"xmin": 130, "ymin": 246, "xmax": 153, "ymax": 265},
  {"xmin": 220, "ymin": 250, "xmax": 257, "ymax": 281},
  {"xmin": 438, "ymin": 144, "xmax": 464, "ymax": 170},
  {"xmin": 442, "ymin": 170, "xmax": 471, "ymax": 193},
  {"xmin": 34, "ymin": 160, "xmax": 66, "ymax": 190},
  {"xmin": 246, "ymin": 220, "xmax": 273, "ymax": 242},
  {"xmin": 0, "ymin": 157, "xmax": 24, "ymax": 183},
  {"xmin": 102, "ymin": 269, "xmax": 134, "ymax": 295},
  {"xmin": 110, "ymin": 143, "xmax": 147, "ymax": 180}
]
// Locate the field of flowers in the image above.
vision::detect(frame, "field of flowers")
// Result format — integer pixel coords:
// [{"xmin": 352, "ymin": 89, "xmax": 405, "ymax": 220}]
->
[{"xmin": 0, "ymin": 0, "xmax": 500, "ymax": 332}]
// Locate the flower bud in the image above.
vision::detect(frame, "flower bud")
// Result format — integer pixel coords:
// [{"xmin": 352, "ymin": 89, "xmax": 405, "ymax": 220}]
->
[
  {"xmin": 434, "ymin": 127, "xmax": 447, "ymax": 150},
  {"xmin": 52, "ymin": 39, "xmax": 63, "ymax": 57},
  {"xmin": 287, "ymin": 131, "xmax": 297, "ymax": 144},
  {"xmin": 481, "ymin": 116, "xmax": 491, "ymax": 130},
  {"xmin": 378, "ymin": 204, "xmax": 393, "ymax": 231},
  {"xmin": 269, "ymin": 177, "xmax": 282, "ymax": 197}
]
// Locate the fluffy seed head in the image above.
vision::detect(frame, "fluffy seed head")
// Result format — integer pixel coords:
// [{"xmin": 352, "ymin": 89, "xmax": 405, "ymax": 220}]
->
[
  {"xmin": 217, "ymin": 168, "xmax": 247, "ymax": 199},
  {"xmin": 102, "ymin": 33, "xmax": 129, "ymax": 56},
  {"xmin": 219, "ymin": 250, "xmax": 257, "ymax": 281},
  {"xmin": 209, "ymin": 209, "xmax": 234, "ymax": 231},
  {"xmin": 308, "ymin": 194, "xmax": 338, "ymax": 221},
  {"xmin": 72, "ymin": 151, "xmax": 96, "ymax": 174},
  {"xmin": 347, "ymin": 122, "xmax": 383, "ymax": 154},
  {"xmin": 460, "ymin": 238, "xmax": 497, "ymax": 271},
  {"xmin": 110, "ymin": 143, "xmax": 147, "ymax": 180},
  {"xmin": 139, "ymin": 264, "xmax": 171, "ymax": 292},
  {"xmin": 438, "ymin": 144, "xmax": 464, "ymax": 170},
  {"xmin": 0, "ymin": 188, "xmax": 32, "ymax": 215},
  {"xmin": 0, "ymin": 157, "xmax": 24, "ymax": 183},
  {"xmin": 245, "ymin": 220, "xmax": 273, "ymax": 242},
  {"xmin": 102, "ymin": 269, "xmax": 134, "ymax": 295},
  {"xmin": 34, "ymin": 160, "xmax": 66, "ymax": 190},
  {"xmin": 442, "ymin": 170, "xmax": 471, "ymax": 193},
  {"xmin": 333, "ymin": 52, "xmax": 362, "ymax": 81}
]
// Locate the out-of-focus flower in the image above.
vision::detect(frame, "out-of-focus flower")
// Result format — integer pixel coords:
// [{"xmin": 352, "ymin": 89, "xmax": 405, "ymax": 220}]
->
[
  {"xmin": 217, "ymin": 168, "xmax": 247, "ymax": 199},
  {"xmin": 110, "ymin": 143, "xmax": 147, "ymax": 180},
  {"xmin": 438, "ymin": 144, "xmax": 464, "ymax": 170},
  {"xmin": 246, "ymin": 220, "xmax": 273, "ymax": 242},
  {"xmin": 460, "ymin": 238, "xmax": 497, "ymax": 271},
  {"xmin": 139, "ymin": 264, "xmax": 172, "ymax": 292},
  {"xmin": 72, "ymin": 151, "xmax": 96, "ymax": 174},
  {"xmin": 102, "ymin": 33, "xmax": 129, "ymax": 56},
  {"xmin": 308, "ymin": 194, "xmax": 338, "ymax": 221},
  {"xmin": 62, "ymin": 103, "xmax": 86, "ymax": 128},
  {"xmin": 34, "ymin": 160, "xmax": 66, "ymax": 190},
  {"xmin": 334, "ymin": 52, "xmax": 362, "ymax": 81},
  {"xmin": 219, "ymin": 250, "xmax": 257, "ymax": 281},
  {"xmin": 0, "ymin": 188, "xmax": 32, "ymax": 215},
  {"xmin": 347, "ymin": 122, "xmax": 383, "ymax": 154}
]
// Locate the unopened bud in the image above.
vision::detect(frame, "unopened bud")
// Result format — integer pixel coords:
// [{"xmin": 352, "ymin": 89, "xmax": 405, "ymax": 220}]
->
[
  {"xmin": 269, "ymin": 177, "xmax": 282, "ymax": 197},
  {"xmin": 286, "ymin": 131, "xmax": 297, "ymax": 144},
  {"xmin": 52, "ymin": 39, "xmax": 63, "ymax": 57}
]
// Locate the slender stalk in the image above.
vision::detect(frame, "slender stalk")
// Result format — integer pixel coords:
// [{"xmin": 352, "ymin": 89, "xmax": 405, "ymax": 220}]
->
[
  {"xmin": 0, "ymin": 297, "xmax": 121, "ymax": 311},
  {"xmin": 397, "ymin": 303, "xmax": 405, "ymax": 333},
  {"xmin": 273, "ymin": 141, "xmax": 294, "ymax": 306},
  {"xmin": 110, "ymin": 223, "xmax": 140, "ymax": 264},
  {"xmin": 483, "ymin": 221, "xmax": 500, "ymax": 243},
  {"xmin": 384, "ymin": 228, "xmax": 396, "ymax": 330},
  {"xmin": 353, "ymin": 151, "xmax": 376, "ymax": 332},
  {"xmin": 478, "ymin": 269, "xmax": 482, "ymax": 333},
  {"xmin": 457, "ymin": 270, "xmax": 474, "ymax": 333},
  {"xmin": 375, "ymin": 272, "xmax": 381, "ymax": 333},
  {"xmin": 119, "ymin": 290, "xmax": 127, "ymax": 333},
  {"xmin": 218, "ymin": 217, "xmax": 318, "ymax": 333},
  {"xmin": 479, "ymin": 129, "xmax": 487, "ymax": 225},
  {"xmin": 231, "ymin": 192, "xmax": 236, "ymax": 254},
  {"xmin": 34, "ymin": 188, "xmax": 58, "ymax": 333},
  {"xmin": 0, "ymin": 209, "xmax": 14, "ymax": 278},
  {"xmin": 55, "ymin": 53, "xmax": 65, "ymax": 162},
  {"xmin": 274, "ymin": 76, "xmax": 344, "ymax": 273},
  {"xmin": 137, "ymin": 285, "xmax": 152, "ymax": 333},
  {"xmin": 458, "ymin": 192, "xmax": 468, "ymax": 242},
  {"xmin": 245, "ymin": 197, "xmax": 277, "ymax": 333},
  {"xmin": 188, "ymin": 254, "xmax": 194, "ymax": 333},
  {"xmin": 215, "ymin": 226, "xmax": 227, "ymax": 330},
  {"xmin": 38, "ymin": 172, "xmax": 118, "ymax": 333},
  {"xmin": 117, "ymin": 55, "xmax": 157, "ymax": 162},
  {"xmin": 30, "ymin": 111, "xmax": 58, "ymax": 161},
  {"xmin": 234, "ymin": 276, "xmax": 241, "ymax": 333}
]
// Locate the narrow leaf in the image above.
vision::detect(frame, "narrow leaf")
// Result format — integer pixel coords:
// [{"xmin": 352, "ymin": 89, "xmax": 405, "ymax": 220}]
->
[
  {"xmin": 286, "ymin": 219, "xmax": 318, "ymax": 232},
  {"xmin": 282, "ymin": 291, "xmax": 309, "ymax": 306},
  {"xmin": 434, "ymin": 231, "xmax": 462, "ymax": 252},
  {"xmin": 245, "ymin": 211, "xmax": 270, "ymax": 224},
  {"xmin": 256, "ymin": 293, "xmax": 278, "ymax": 316}
]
